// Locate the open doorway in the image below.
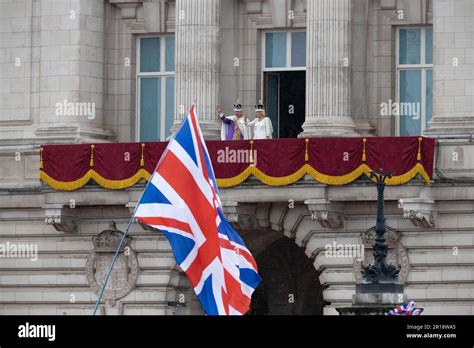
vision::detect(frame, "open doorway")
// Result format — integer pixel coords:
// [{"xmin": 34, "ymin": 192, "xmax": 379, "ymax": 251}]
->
[
  {"xmin": 249, "ymin": 237, "xmax": 324, "ymax": 315},
  {"xmin": 264, "ymin": 71, "xmax": 306, "ymax": 138}
]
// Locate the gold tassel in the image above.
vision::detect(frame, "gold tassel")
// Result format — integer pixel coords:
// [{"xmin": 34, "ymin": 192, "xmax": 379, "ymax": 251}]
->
[
  {"xmin": 90, "ymin": 144, "xmax": 95, "ymax": 167},
  {"xmin": 417, "ymin": 137, "xmax": 422, "ymax": 161},
  {"xmin": 39, "ymin": 146, "xmax": 44, "ymax": 169},
  {"xmin": 249, "ymin": 140, "xmax": 254, "ymax": 165},
  {"xmin": 362, "ymin": 138, "xmax": 367, "ymax": 162},
  {"xmin": 140, "ymin": 143, "xmax": 145, "ymax": 167},
  {"xmin": 304, "ymin": 139, "xmax": 309, "ymax": 162}
]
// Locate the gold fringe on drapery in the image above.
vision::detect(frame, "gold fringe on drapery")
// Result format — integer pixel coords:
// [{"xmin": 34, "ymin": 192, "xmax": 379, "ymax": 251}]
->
[{"xmin": 40, "ymin": 162, "xmax": 430, "ymax": 191}]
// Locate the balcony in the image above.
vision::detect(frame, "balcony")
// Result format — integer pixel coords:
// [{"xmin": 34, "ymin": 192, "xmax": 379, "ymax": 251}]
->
[{"xmin": 39, "ymin": 137, "xmax": 435, "ymax": 191}]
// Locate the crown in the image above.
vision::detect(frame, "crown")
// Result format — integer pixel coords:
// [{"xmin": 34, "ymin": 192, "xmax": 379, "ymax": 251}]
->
[
  {"xmin": 233, "ymin": 99, "xmax": 242, "ymax": 111},
  {"xmin": 255, "ymin": 100, "xmax": 265, "ymax": 112},
  {"xmin": 92, "ymin": 222, "xmax": 130, "ymax": 252}
]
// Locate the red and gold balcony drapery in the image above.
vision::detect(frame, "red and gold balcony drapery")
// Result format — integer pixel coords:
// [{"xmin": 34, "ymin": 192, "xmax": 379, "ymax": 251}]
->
[{"xmin": 39, "ymin": 137, "xmax": 435, "ymax": 191}]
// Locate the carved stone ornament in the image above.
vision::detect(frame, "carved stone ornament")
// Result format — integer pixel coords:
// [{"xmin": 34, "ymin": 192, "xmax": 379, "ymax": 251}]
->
[
  {"xmin": 305, "ymin": 199, "xmax": 344, "ymax": 229},
  {"xmin": 43, "ymin": 204, "xmax": 78, "ymax": 233},
  {"xmin": 86, "ymin": 222, "xmax": 139, "ymax": 305},
  {"xmin": 398, "ymin": 198, "xmax": 436, "ymax": 228},
  {"xmin": 354, "ymin": 226, "xmax": 410, "ymax": 284}
]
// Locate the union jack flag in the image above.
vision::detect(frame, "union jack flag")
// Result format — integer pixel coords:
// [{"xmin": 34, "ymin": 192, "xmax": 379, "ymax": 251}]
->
[
  {"xmin": 134, "ymin": 105, "xmax": 261, "ymax": 315},
  {"xmin": 387, "ymin": 301, "xmax": 423, "ymax": 315}
]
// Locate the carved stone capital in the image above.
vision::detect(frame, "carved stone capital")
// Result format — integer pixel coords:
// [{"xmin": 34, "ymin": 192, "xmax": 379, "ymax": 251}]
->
[
  {"xmin": 304, "ymin": 199, "xmax": 344, "ymax": 229},
  {"xmin": 398, "ymin": 198, "xmax": 436, "ymax": 228},
  {"xmin": 43, "ymin": 204, "xmax": 78, "ymax": 233}
]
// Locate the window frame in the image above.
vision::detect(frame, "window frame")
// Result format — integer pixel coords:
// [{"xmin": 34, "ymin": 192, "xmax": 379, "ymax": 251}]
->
[
  {"xmin": 261, "ymin": 30, "xmax": 307, "ymax": 72},
  {"xmin": 395, "ymin": 26, "xmax": 433, "ymax": 136},
  {"xmin": 260, "ymin": 30, "xmax": 307, "ymax": 138},
  {"xmin": 136, "ymin": 35, "xmax": 175, "ymax": 142}
]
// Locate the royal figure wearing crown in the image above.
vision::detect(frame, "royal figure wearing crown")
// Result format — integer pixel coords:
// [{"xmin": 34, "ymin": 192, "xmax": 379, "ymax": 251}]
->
[
  {"xmin": 247, "ymin": 102, "xmax": 273, "ymax": 140},
  {"xmin": 217, "ymin": 101, "xmax": 249, "ymax": 141}
]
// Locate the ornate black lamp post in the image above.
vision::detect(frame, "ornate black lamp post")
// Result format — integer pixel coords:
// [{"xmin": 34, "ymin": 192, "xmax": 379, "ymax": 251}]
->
[
  {"xmin": 360, "ymin": 171, "xmax": 400, "ymax": 285},
  {"xmin": 337, "ymin": 170, "xmax": 405, "ymax": 315},
  {"xmin": 354, "ymin": 170, "xmax": 404, "ymax": 299}
]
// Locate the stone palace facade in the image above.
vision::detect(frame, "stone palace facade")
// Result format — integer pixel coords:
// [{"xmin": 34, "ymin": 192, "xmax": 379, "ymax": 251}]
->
[{"xmin": 1, "ymin": 0, "xmax": 474, "ymax": 315}]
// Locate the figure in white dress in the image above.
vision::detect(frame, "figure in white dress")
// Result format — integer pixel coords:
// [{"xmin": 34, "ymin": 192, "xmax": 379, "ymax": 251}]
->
[
  {"xmin": 217, "ymin": 101, "xmax": 249, "ymax": 140},
  {"xmin": 247, "ymin": 103, "xmax": 273, "ymax": 140}
]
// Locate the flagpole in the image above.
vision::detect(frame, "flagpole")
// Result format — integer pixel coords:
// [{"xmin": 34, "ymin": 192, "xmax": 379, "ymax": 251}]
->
[
  {"xmin": 92, "ymin": 216, "xmax": 134, "ymax": 315},
  {"xmin": 92, "ymin": 139, "xmax": 159, "ymax": 315},
  {"xmin": 92, "ymin": 100, "xmax": 198, "ymax": 315}
]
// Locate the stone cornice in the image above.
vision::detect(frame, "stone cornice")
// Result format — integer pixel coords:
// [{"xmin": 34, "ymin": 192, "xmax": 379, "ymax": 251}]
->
[
  {"xmin": 109, "ymin": 0, "xmax": 142, "ymax": 19},
  {"xmin": 380, "ymin": 0, "xmax": 433, "ymax": 25},
  {"xmin": 109, "ymin": 0, "xmax": 175, "ymax": 32},
  {"xmin": 244, "ymin": 0, "xmax": 306, "ymax": 28}
]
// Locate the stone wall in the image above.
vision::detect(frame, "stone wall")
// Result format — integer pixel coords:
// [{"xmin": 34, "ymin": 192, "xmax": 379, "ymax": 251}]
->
[
  {"xmin": 1, "ymin": 179, "xmax": 473, "ymax": 315},
  {"xmin": 0, "ymin": 0, "xmax": 473, "ymax": 315},
  {"xmin": 223, "ymin": 182, "xmax": 474, "ymax": 315}
]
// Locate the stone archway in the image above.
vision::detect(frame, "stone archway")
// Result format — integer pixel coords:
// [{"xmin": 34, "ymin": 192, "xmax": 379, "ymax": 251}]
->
[
  {"xmin": 228, "ymin": 202, "xmax": 326, "ymax": 315},
  {"xmin": 249, "ymin": 237, "xmax": 324, "ymax": 315}
]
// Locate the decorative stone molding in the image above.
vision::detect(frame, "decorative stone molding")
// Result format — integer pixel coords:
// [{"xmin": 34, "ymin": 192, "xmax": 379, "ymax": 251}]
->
[
  {"xmin": 304, "ymin": 199, "xmax": 344, "ymax": 229},
  {"xmin": 270, "ymin": 0, "xmax": 288, "ymax": 28},
  {"xmin": 109, "ymin": 0, "xmax": 175, "ymax": 33},
  {"xmin": 427, "ymin": 0, "xmax": 433, "ymax": 22},
  {"xmin": 125, "ymin": 202, "xmax": 136, "ymax": 216},
  {"xmin": 381, "ymin": 8, "xmax": 407, "ymax": 24},
  {"xmin": 282, "ymin": 206, "xmax": 309, "ymax": 239},
  {"xmin": 242, "ymin": 0, "xmax": 263, "ymax": 14},
  {"xmin": 43, "ymin": 204, "xmax": 78, "ymax": 233},
  {"xmin": 380, "ymin": 0, "xmax": 397, "ymax": 10},
  {"xmin": 256, "ymin": 203, "xmax": 271, "ymax": 228},
  {"xmin": 143, "ymin": 0, "xmax": 173, "ymax": 32},
  {"xmin": 268, "ymin": 203, "xmax": 289, "ymax": 232},
  {"xmin": 380, "ymin": 0, "xmax": 433, "ymax": 25},
  {"xmin": 86, "ymin": 222, "xmax": 139, "ymax": 305},
  {"xmin": 245, "ymin": 0, "xmax": 306, "ymax": 28},
  {"xmin": 398, "ymin": 198, "xmax": 436, "ymax": 228},
  {"xmin": 221, "ymin": 201, "xmax": 239, "ymax": 223},
  {"xmin": 354, "ymin": 226, "xmax": 410, "ymax": 285},
  {"xmin": 109, "ymin": 0, "xmax": 142, "ymax": 19}
]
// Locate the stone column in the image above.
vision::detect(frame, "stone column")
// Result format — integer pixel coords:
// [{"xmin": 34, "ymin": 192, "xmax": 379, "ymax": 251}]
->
[
  {"xmin": 300, "ymin": 0, "xmax": 358, "ymax": 137},
  {"xmin": 0, "ymin": 0, "xmax": 114, "ymax": 145},
  {"xmin": 173, "ymin": 0, "xmax": 221, "ymax": 139},
  {"xmin": 34, "ymin": 0, "xmax": 114, "ymax": 143},
  {"xmin": 425, "ymin": 0, "xmax": 474, "ymax": 136}
]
